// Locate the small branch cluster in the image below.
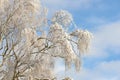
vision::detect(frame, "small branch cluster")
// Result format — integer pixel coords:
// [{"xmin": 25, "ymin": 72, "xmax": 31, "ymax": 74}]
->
[{"xmin": 52, "ymin": 10, "xmax": 73, "ymax": 27}]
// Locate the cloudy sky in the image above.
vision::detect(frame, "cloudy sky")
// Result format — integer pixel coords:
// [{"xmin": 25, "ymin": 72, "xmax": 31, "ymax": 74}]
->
[{"xmin": 42, "ymin": 0, "xmax": 120, "ymax": 80}]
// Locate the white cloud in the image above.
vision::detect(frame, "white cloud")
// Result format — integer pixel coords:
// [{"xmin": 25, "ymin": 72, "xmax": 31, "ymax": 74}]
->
[
  {"xmin": 85, "ymin": 17, "xmax": 108, "ymax": 25},
  {"xmin": 86, "ymin": 20, "xmax": 120, "ymax": 58},
  {"xmin": 54, "ymin": 58, "xmax": 65, "ymax": 73},
  {"xmin": 55, "ymin": 60, "xmax": 120, "ymax": 80},
  {"xmin": 95, "ymin": 21, "xmax": 120, "ymax": 46},
  {"xmin": 42, "ymin": 0, "xmax": 93, "ymax": 9},
  {"xmin": 64, "ymin": 60, "xmax": 120, "ymax": 80}
]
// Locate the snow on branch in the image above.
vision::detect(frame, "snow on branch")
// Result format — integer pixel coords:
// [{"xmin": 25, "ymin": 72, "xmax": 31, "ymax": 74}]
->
[{"xmin": 0, "ymin": 0, "xmax": 93, "ymax": 80}]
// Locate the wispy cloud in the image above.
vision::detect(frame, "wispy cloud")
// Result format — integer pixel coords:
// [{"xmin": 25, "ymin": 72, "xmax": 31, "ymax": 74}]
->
[
  {"xmin": 87, "ymin": 20, "xmax": 120, "ymax": 58},
  {"xmin": 75, "ymin": 60, "xmax": 120, "ymax": 80},
  {"xmin": 85, "ymin": 17, "xmax": 108, "ymax": 26},
  {"xmin": 42, "ymin": 0, "xmax": 94, "ymax": 9},
  {"xmin": 55, "ymin": 60, "xmax": 120, "ymax": 80}
]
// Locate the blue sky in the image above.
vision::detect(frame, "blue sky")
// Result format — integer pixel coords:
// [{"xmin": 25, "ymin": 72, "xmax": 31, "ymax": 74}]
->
[{"xmin": 42, "ymin": 0, "xmax": 120, "ymax": 80}]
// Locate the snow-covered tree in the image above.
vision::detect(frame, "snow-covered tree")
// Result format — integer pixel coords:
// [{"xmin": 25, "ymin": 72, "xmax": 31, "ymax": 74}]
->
[{"xmin": 0, "ymin": 0, "xmax": 93, "ymax": 80}]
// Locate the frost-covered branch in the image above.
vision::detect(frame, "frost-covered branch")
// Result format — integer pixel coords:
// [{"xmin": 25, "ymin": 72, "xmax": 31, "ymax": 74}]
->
[{"xmin": 0, "ymin": 0, "xmax": 93, "ymax": 80}]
